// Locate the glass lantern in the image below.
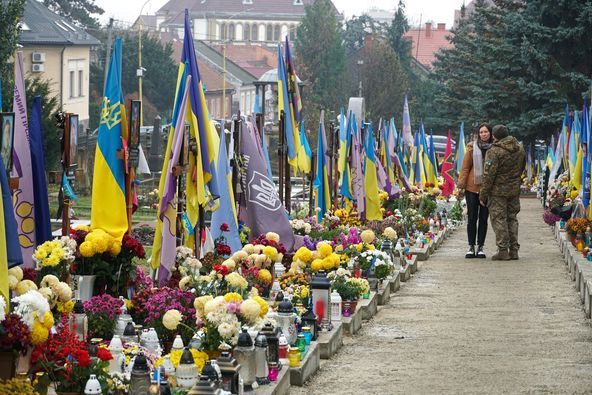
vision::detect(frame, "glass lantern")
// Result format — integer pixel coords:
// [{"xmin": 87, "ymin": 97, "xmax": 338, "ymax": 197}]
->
[
  {"xmin": 72, "ymin": 299, "xmax": 88, "ymax": 341},
  {"xmin": 310, "ymin": 271, "xmax": 332, "ymax": 331},
  {"xmin": 114, "ymin": 297, "xmax": 134, "ymax": 337},
  {"xmin": 301, "ymin": 308, "xmax": 318, "ymax": 340},
  {"xmin": 254, "ymin": 334, "xmax": 269, "ymax": 385},
  {"xmin": 217, "ymin": 351, "xmax": 241, "ymax": 394},
  {"xmin": 330, "ymin": 290, "xmax": 342, "ymax": 323},
  {"xmin": 276, "ymin": 298, "xmax": 297, "ymax": 346},
  {"xmin": 233, "ymin": 329, "xmax": 256, "ymax": 388},
  {"xmin": 176, "ymin": 348, "xmax": 199, "ymax": 389},
  {"xmin": 129, "ymin": 352, "xmax": 151, "ymax": 395},
  {"xmin": 259, "ymin": 322, "xmax": 280, "ymax": 366}
]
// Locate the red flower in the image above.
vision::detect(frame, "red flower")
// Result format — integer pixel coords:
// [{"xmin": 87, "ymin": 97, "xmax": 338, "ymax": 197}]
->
[
  {"xmin": 97, "ymin": 347, "xmax": 113, "ymax": 362},
  {"xmin": 220, "ymin": 223, "xmax": 229, "ymax": 232},
  {"xmin": 213, "ymin": 265, "xmax": 229, "ymax": 276},
  {"xmin": 76, "ymin": 349, "xmax": 91, "ymax": 368}
]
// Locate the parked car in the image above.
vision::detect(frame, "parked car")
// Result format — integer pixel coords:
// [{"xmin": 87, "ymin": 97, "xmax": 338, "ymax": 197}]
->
[{"xmin": 431, "ymin": 135, "xmax": 456, "ymax": 160}]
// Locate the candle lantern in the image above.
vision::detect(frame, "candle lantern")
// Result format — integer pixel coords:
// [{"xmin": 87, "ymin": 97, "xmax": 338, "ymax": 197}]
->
[
  {"xmin": 273, "ymin": 261, "xmax": 286, "ymax": 280},
  {"xmin": 300, "ymin": 308, "xmax": 318, "ymax": 340},
  {"xmin": 330, "ymin": 290, "xmax": 342, "ymax": 323},
  {"xmin": 270, "ymin": 281, "xmax": 281, "ymax": 302},
  {"xmin": 233, "ymin": 329, "xmax": 256, "ymax": 388},
  {"xmin": 129, "ymin": 352, "xmax": 151, "ymax": 395},
  {"xmin": 108, "ymin": 335, "xmax": 124, "ymax": 373},
  {"xmin": 310, "ymin": 270, "xmax": 332, "ymax": 331},
  {"xmin": 172, "ymin": 334, "xmax": 184, "ymax": 351},
  {"xmin": 144, "ymin": 328, "xmax": 161, "ymax": 355},
  {"xmin": 441, "ymin": 209, "xmax": 448, "ymax": 227},
  {"xmin": 122, "ymin": 321, "xmax": 138, "ymax": 343},
  {"xmin": 176, "ymin": 347, "xmax": 199, "ymax": 389},
  {"xmin": 217, "ymin": 351, "xmax": 241, "ymax": 394},
  {"xmin": 259, "ymin": 322, "xmax": 280, "ymax": 366},
  {"xmin": 161, "ymin": 355, "xmax": 175, "ymax": 383},
  {"xmin": 586, "ymin": 227, "xmax": 592, "ymax": 246},
  {"xmin": 276, "ymin": 298, "xmax": 297, "ymax": 345},
  {"xmin": 148, "ymin": 371, "xmax": 160, "ymax": 395},
  {"xmin": 201, "ymin": 361, "xmax": 219, "ymax": 385},
  {"xmin": 381, "ymin": 239, "xmax": 396, "ymax": 268},
  {"xmin": 187, "ymin": 375, "xmax": 223, "ymax": 395},
  {"xmin": 84, "ymin": 374, "xmax": 102, "ymax": 395},
  {"xmin": 274, "ymin": 291, "xmax": 284, "ymax": 309},
  {"xmin": 254, "ymin": 334, "xmax": 269, "ymax": 385},
  {"xmin": 114, "ymin": 298, "xmax": 134, "ymax": 337},
  {"xmin": 278, "ymin": 333, "xmax": 289, "ymax": 365},
  {"xmin": 268, "ymin": 361, "xmax": 279, "ymax": 382},
  {"xmin": 189, "ymin": 331, "xmax": 205, "ymax": 350},
  {"xmin": 72, "ymin": 299, "xmax": 88, "ymax": 341}
]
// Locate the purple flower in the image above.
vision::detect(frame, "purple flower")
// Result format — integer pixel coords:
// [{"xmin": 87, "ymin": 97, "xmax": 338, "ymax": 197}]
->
[{"xmin": 303, "ymin": 236, "xmax": 317, "ymax": 250}]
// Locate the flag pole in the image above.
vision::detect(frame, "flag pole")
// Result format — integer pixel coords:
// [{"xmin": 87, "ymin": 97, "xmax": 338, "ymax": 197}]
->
[
  {"xmin": 279, "ymin": 110, "xmax": 285, "ymax": 205},
  {"xmin": 309, "ymin": 154, "xmax": 316, "ymax": 217},
  {"xmin": 61, "ymin": 113, "xmax": 71, "ymax": 236}
]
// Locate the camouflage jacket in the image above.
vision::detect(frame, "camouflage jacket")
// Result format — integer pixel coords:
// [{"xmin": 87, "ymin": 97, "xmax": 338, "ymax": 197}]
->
[{"xmin": 480, "ymin": 136, "xmax": 526, "ymax": 200}]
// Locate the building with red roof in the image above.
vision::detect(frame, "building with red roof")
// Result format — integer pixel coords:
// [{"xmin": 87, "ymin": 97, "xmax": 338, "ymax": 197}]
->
[{"xmin": 403, "ymin": 22, "xmax": 453, "ymax": 69}]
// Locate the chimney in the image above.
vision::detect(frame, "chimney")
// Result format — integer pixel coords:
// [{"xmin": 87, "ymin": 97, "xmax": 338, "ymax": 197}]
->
[
  {"xmin": 425, "ymin": 22, "xmax": 432, "ymax": 38},
  {"xmin": 437, "ymin": 23, "xmax": 446, "ymax": 31}
]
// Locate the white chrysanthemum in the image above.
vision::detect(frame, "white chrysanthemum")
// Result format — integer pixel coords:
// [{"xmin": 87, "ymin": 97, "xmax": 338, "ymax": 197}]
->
[
  {"xmin": 12, "ymin": 290, "xmax": 50, "ymax": 329},
  {"xmin": 240, "ymin": 299, "xmax": 261, "ymax": 324},
  {"xmin": 179, "ymin": 276, "xmax": 192, "ymax": 291},
  {"xmin": 40, "ymin": 275, "xmax": 59, "ymax": 288},
  {"xmin": 266, "ymin": 232, "xmax": 280, "ymax": 242},
  {"xmin": 162, "ymin": 309, "xmax": 182, "ymax": 330}
]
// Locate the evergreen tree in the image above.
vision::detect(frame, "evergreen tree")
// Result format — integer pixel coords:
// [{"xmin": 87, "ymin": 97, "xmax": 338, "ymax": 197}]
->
[
  {"xmin": 0, "ymin": 0, "xmax": 26, "ymax": 108},
  {"xmin": 386, "ymin": 0, "xmax": 413, "ymax": 67},
  {"xmin": 43, "ymin": 0, "xmax": 104, "ymax": 29},
  {"xmin": 295, "ymin": 0, "xmax": 347, "ymax": 115},
  {"xmin": 343, "ymin": 15, "xmax": 383, "ymax": 55}
]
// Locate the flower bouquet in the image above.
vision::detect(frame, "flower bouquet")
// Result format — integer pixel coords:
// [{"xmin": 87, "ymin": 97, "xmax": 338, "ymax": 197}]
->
[
  {"xmin": 32, "ymin": 237, "xmax": 76, "ymax": 282},
  {"xmin": 83, "ymin": 294, "xmax": 123, "ymax": 340},
  {"xmin": 31, "ymin": 318, "xmax": 112, "ymax": 395}
]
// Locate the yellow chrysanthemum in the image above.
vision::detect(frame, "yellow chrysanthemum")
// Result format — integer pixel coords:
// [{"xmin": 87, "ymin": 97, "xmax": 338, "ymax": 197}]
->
[
  {"xmin": 252, "ymin": 295, "xmax": 269, "ymax": 318},
  {"xmin": 317, "ymin": 242, "xmax": 333, "ymax": 258},
  {"xmin": 109, "ymin": 240, "xmax": 122, "ymax": 256},
  {"xmin": 223, "ymin": 292, "xmax": 243, "ymax": 303},
  {"xmin": 31, "ymin": 319, "xmax": 49, "ymax": 345},
  {"xmin": 154, "ymin": 349, "xmax": 208, "ymax": 372},
  {"xmin": 42, "ymin": 311, "xmax": 54, "ymax": 329},
  {"xmin": 360, "ymin": 230, "xmax": 376, "ymax": 244},
  {"xmin": 295, "ymin": 247, "xmax": 313, "ymax": 263},
  {"xmin": 263, "ymin": 246, "xmax": 278, "ymax": 262},
  {"xmin": 8, "ymin": 266, "xmax": 23, "ymax": 281},
  {"xmin": 311, "ymin": 259, "xmax": 323, "ymax": 272},
  {"xmin": 16, "ymin": 280, "xmax": 38, "ymax": 296},
  {"xmin": 257, "ymin": 269, "xmax": 272, "ymax": 285},
  {"xmin": 79, "ymin": 241, "xmax": 95, "ymax": 258},
  {"xmin": 321, "ymin": 258, "xmax": 334, "ymax": 271},
  {"xmin": 300, "ymin": 286, "xmax": 309, "ymax": 299},
  {"xmin": 57, "ymin": 300, "xmax": 75, "ymax": 314},
  {"xmin": 75, "ymin": 225, "xmax": 91, "ymax": 232}
]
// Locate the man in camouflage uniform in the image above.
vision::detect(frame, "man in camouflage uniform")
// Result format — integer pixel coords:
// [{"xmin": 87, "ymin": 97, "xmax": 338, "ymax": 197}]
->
[{"xmin": 479, "ymin": 125, "xmax": 526, "ymax": 260}]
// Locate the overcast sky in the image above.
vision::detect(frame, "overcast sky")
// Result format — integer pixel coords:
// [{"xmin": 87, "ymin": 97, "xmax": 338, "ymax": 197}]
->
[{"xmin": 94, "ymin": 0, "xmax": 461, "ymax": 29}]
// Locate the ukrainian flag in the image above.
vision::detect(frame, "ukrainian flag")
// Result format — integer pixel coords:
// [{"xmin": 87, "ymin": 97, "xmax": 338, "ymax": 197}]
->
[
  {"xmin": 277, "ymin": 44, "xmax": 302, "ymax": 171},
  {"xmin": 339, "ymin": 111, "xmax": 353, "ymax": 200},
  {"xmin": 181, "ymin": 10, "xmax": 220, "ymax": 246},
  {"xmin": 364, "ymin": 123, "xmax": 382, "ymax": 221},
  {"xmin": 455, "ymin": 123, "xmax": 466, "ymax": 175},
  {"xmin": 90, "ymin": 38, "xmax": 128, "ymax": 239},
  {"xmin": 314, "ymin": 111, "xmax": 331, "ymax": 222},
  {"xmin": 297, "ymin": 122, "xmax": 312, "ymax": 174}
]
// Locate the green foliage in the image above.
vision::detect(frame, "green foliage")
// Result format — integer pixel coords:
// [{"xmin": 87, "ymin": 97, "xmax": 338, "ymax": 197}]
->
[
  {"xmin": 343, "ymin": 15, "xmax": 384, "ymax": 54},
  {"xmin": 331, "ymin": 277, "xmax": 362, "ymax": 301},
  {"xmin": 432, "ymin": 0, "xmax": 592, "ymax": 140},
  {"xmin": 42, "ymin": 0, "xmax": 104, "ymax": 29},
  {"xmin": 418, "ymin": 195, "xmax": 437, "ymax": 217},
  {"xmin": 0, "ymin": 0, "xmax": 25, "ymax": 107},
  {"xmin": 25, "ymin": 76, "xmax": 61, "ymax": 171},
  {"xmin": 386, "ymin": 0, "xmax": 413, "ymax": 67},
  {"xmin": 309, "ymin": 228, "xmax": 345, "ymax": 243},
  {"xmin": 295, "ymin": 0, "xmax": 347, "ymax": 115}
]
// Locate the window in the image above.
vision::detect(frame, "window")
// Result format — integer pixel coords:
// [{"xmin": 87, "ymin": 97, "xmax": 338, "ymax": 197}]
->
[
  {"xmin": 244, "ymin": 23, "xmax": 250, "ymax": 41},
  {"xmin": 294, "ymin": 0, "xmax": 303, "ymax": 4},
  {"xmin": 78, "ymin": 70, "xmax": 84, "ymax": 97},
  {"xmin": 252, "ymin": 24, "xmax": 258, "ymax": 41},
  {"xmin": 220, "ymin": 23, "xmax": 227, "ymax": 40},
  {"xmin": 69, "ymin": 71, "xmax": 75, "ymax": 98},
  {"xmin": 243, "ymin": 0, "xmax": 252, "ymax": 3},
  {"xmin": 274, "ymin": 25, "xmax": 280, "ymax": 41},
  {"xmin": 228, "ymin": 23, "xmax": 235, "ymax": 40},
  {"xmin": 290, "ymin": 25, "xmax": 296, "ymax": 40},
  {"xmin": 266, "ymin": 24, "xmax": 273, "ymax": 41}
]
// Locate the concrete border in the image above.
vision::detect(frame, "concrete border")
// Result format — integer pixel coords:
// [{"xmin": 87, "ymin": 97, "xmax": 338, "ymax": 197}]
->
[
  {"xmin": 317, "ymin": 321, "xmax": 343, "ymax": 359},
  {"xmin": 289, "ymin": 341, "xmax": 320, "ymax": 386}
]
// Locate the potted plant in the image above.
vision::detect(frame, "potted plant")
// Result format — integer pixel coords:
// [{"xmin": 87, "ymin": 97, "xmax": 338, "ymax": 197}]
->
[
  {"xmin": 83, "ymin": 294, "xmax": 123, "ymax": 340},
  {"xmin": 0, "ymin": 303, "xmax": 31, "ymax": 380}
]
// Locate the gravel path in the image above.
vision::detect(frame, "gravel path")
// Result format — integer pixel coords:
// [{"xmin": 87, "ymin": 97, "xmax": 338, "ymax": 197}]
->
[{"xmin": 292, "ymin": 198, "xmax": 592, "ymax": 394}]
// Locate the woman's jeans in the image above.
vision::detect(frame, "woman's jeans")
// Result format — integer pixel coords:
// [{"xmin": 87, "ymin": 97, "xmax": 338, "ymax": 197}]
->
[{"xmin": 465, "ymin": 191, "xmax": 488, "ymax": 246}]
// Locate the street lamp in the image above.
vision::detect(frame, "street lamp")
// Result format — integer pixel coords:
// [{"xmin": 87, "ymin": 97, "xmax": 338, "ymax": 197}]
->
[
  {"xmin": 137, "ymin": 0, "xmax": 152, "ymax": 126},
  {"xmin": 357, "ymin": 59, "xmax": 364, "ymax": 98}
]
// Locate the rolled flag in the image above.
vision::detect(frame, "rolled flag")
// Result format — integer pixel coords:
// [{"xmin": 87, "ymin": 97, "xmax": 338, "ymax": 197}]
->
[
  {"xmin": 402, "ymin": 95, "xmax": 413, "ymax": 147},
  {"xmin": 440, "ymin": 131, "xmax": 455, "ymax": 197},
  {"xmin": 0, "ymin": 155, "xmax": 22, "ymax": 270}
]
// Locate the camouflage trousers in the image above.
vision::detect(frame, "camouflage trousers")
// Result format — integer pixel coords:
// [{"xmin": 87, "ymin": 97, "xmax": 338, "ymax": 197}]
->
[{"xmin": 488, "ymin": 195, "xmax": 521, "ymax": 251}]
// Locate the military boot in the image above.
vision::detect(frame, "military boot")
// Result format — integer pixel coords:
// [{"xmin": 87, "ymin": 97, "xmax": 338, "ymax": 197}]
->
[
  {"xmin": 509, "ymin": 249, "xmax": 519, "ymax": 260},
  {"xmin": 491, "ymin": 249, "xmax": 511, "ymax": 261}
]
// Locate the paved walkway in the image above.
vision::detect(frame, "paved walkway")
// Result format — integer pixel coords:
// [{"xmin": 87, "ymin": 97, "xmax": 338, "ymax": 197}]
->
[{"xmin": 293, "ymin": 199, "xmax": 592, "ymax": 394}]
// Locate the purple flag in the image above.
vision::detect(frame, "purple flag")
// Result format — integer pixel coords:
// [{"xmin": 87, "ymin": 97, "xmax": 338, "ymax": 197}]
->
[
  {"xmin": 239, "ymin": 121, "xmax": 295, "ymax": 251},
  {"xmin": 158, "ymin": 75, "xmax": 191, "ymax": 285},
  {"xmin": 10, "ymin": 52, "xmax": 35, "ymax": 267}
]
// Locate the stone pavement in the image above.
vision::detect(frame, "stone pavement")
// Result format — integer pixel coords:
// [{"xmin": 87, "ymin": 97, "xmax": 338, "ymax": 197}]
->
[{"xmin": 293, "ymin": 199, "xmax": 592, "ymax": 394}]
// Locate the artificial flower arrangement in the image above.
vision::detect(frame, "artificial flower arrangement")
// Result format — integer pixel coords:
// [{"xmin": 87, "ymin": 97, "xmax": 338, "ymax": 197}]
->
[
  {"xmin": 31, "ymin": 317, "xmax": 112, "ymax": 395},
  {"xmin": 566, "ymin": 218, "xmax": 590, "ymax": 235},
  {"xmin": 32, "ymin": 236, "xmax": 77, "ymax": 282},
  {"xmin": 83, "ymin": 294, "xmax": 123, "ymax": 340},
  {"xmin": 355, "ymin": 249, "xmax": 394, "ymax": 280}
]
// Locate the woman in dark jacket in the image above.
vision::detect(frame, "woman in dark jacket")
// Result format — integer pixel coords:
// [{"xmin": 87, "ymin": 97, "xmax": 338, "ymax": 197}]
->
[{"xmin": 457, "ymin": 123, "xmax": 493, "ymax": 258}]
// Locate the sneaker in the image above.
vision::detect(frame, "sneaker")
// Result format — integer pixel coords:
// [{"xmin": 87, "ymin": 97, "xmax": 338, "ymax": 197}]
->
[
  {"xmin": 465, "ymin": 245, "xmax": 475, "ymax": 259},
  {"xmin": 476, "ymin": 245, "xmax": 486, "ymax": 259}
]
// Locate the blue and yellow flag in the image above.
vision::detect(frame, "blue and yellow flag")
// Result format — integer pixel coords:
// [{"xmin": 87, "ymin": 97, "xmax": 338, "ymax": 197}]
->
[
  {"xmin": 91, "ymin": 38, "xmax": 128, "ymax": 239},
  {"xmin": 277, "ymin": 44, "xmax": 302, "ymax": 171},
  {"xmin": 285, "ymin": 37, "xmax": 303, "ymax": 124},
  {"xmin": 314, "ymin": 111, "xmax": 331, "ymax": 222},
  {"xmin": 339, "ymin": 111, "xmax": 353, "ymax": 200},
  {"xmin": 297, "ymin": 122, "xmax": 312, "ymax": 174},
  {"xmin": 181, "ymin": 10, "xmax": 220, "ymax": 247},
  {"xmin": 364, "ymin": 124, "xmax": 382, "ymax": 221}
]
